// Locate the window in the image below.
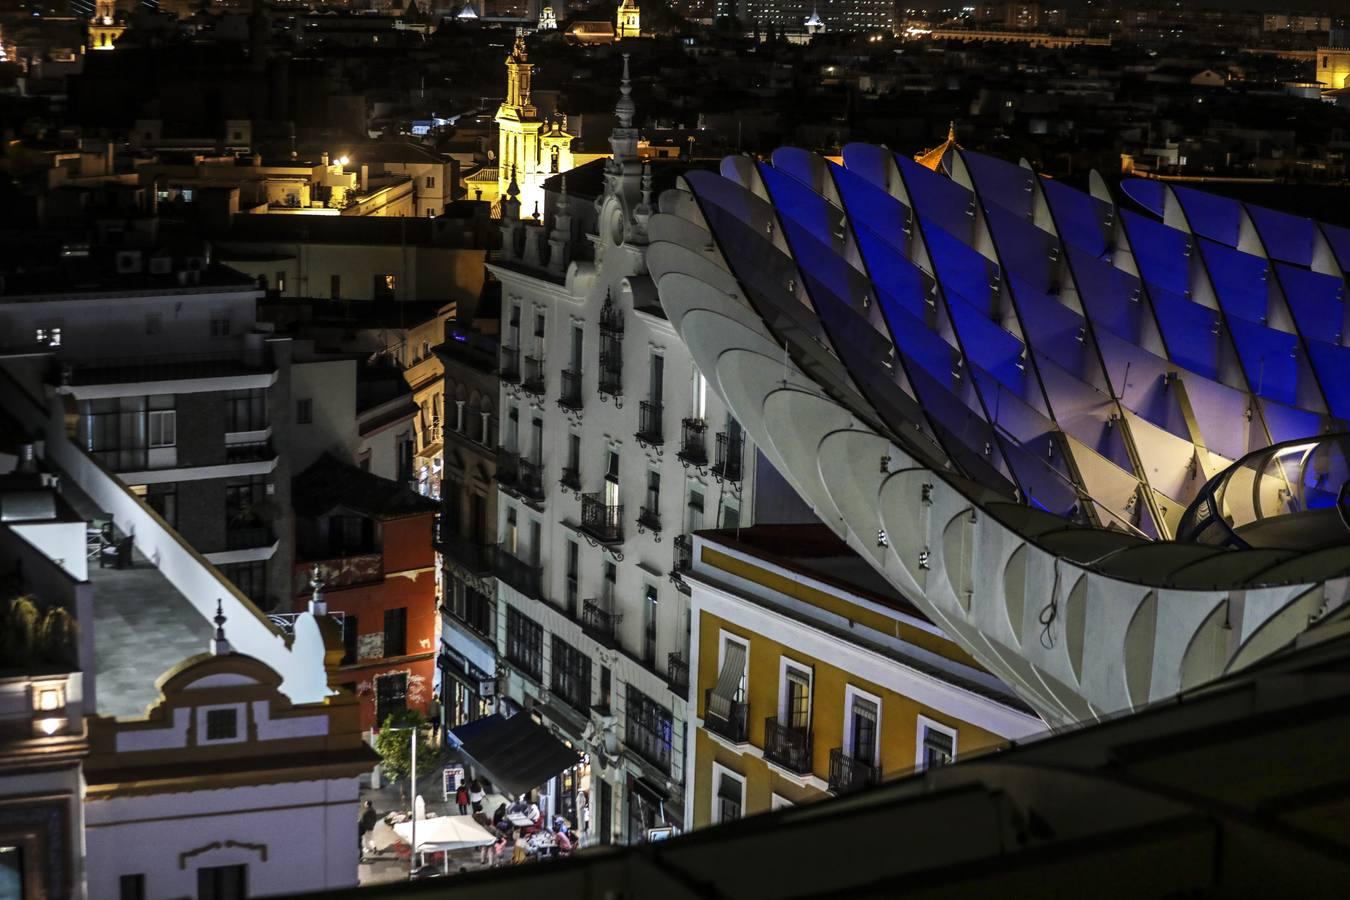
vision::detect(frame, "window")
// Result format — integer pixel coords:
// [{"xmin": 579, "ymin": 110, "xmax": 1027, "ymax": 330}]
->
[
  {"xmin": 781, "ymin": 661, "xmax": 811, "ymax": 730},
  {"xmin": 844, "ymin": 687, "xmax": 881, "ymax": 766},
  {"xmin": 119, "ymin": 873, "xmax": 146, "ymax": 900},
  {"xmin": 210, "ymin": 315, "xmax": 231, "ymax": 337},
  {"xmin": 276, "ymin": 271, "xmax": 286, "ymax": 294},
  {"xmin": 450, "ymin": 585, "xmax": 493, "ymax": 638},
  {"xmin": 375, "ymin": 274, "xmax": 397, "ymax": 300},
  {"xmin": 917, "ymin": 716, "xmax": 957, "ymax": 769},
  {"xmin": 599, "ymin": 665, "xmax": 612, "ymax": 710},
  {"xmin": 225, "ymin": 476, "xmax": 266, "ymax": 530},
  {"xmin": 551, "ymin": 637, "xmax": 592, "ymax": 713},
  {"xmin": 505, "ymin": 606, "xmax": 543, "ymax": 680},
  {"xmin": 567, "ymin": 432, "xmax": 580, "ymax": 474},
  {"xmin": 530, "ymin": 416, "xmax": 543, "ymax": 464},
  {"xmin": 331, "ymin": 274, "xmax": 341, "ymax": 300},
  {"xmin": 375, "ymin": 672, "xmax": 408, "ymax": 726},
  {"xmin": 225, "ymin": 388, "xmax": 268, "ymax": 432},
  {"xmin": 643, "ymin": 584, "xmax": 658, "ymax": 665},
  {"xmin": 205, "ymin": 708, "xmax": 238, "ymax": 740},
  {"xmin": 145, "ymin": 312, "xmax": 162, "ymax": 335},
  {"xmin": 648, "ymin": 352, "xmax": 664, "ymax": 404},
  {"xmin": 36, "ymin": 326, "xmax": 62, "ymax": 348},
  {"xmin": 148, "ymin": 409, "xmax": 176, "ymax": 448},
  {"xmin": 565, "ymin": 539, "xmax": 579, "ymax": 609},
  {"xmin": 571, "ymin": 325, "xmax": 584, "ymax": 369},
  {"xmin": 645, "ymin": 469, "xmax": 660, "ymax": 514},
  {"xmin": 426, "ymin": 175, "xmax": 436, "ymax": 188},
  {"xmin": 505, "ymin": 506, "xmax": 518, "ymax": 554},
  {"xmin": 720, "ymin": 497, "xmax": 740, "ymax": 530},
  {"xmin": 197, "ymin": 863, "xmax": 247, "ymax": 900},
  {"xmin": 687, "ymin": 485, "xmax": 704, "ymax": 533},
  {"xmin": 341, "ymin": 614, "xmax": 359, "ymax": 664},
  {"xmin": 383, "ymin": 607, "xmax": 408, "ymax": 657},
  {"xmin": 147, "ymin": 485, "xmax": 176, "ymax": 529},
  {"xmin": 219, "ymin": 561, "xmax": 266, "ymax": 604},
  {"xmin": 692, "ymin": 369, "xmax": 707, "ymax": 419},
  {"xmin": 625, "ymin": 685, "xmax": 673, "ymax": 772},
  {"xmin": 296, "ymin": 398, "xmax": 313, "ymax": 425},
  {"xmin": 713, "ymin": 763, "xmax": 744, "ymax": 823}
]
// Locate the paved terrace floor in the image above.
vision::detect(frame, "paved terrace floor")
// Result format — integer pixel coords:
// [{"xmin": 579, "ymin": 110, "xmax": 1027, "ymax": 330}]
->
[{"xmin": 58, "ymin": 475, "xmax": 213, "ymax": 719}]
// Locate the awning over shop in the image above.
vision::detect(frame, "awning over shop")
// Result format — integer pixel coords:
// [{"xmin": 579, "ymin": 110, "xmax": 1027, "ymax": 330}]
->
[{"xmin": 449, "ymin": 713, "xmax": 581, "ymax": 799}]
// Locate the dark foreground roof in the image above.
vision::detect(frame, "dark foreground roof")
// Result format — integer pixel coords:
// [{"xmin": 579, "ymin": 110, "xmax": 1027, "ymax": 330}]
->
[
  {"xmin": 292, "ymin": 453, "xmax": 437, "ymax": 521},
  {"xmin": 275, "ymin": 615, "xmax": 1350, "ymax": 899}
]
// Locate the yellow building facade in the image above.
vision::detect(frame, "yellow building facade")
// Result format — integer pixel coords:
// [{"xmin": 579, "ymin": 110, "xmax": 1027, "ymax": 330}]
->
[
  {"xmin": 686, "ymin": 528, "xmax": 1044, "ymax": 828},
  {"xmin": 1317, "ymin": 47, "xmax": 1350, "ymax": 90},
  {"xmin": 496, "ymin": 32, "xmax": 574, "ymax": 220},
  {"xmin": 616, "ymin": 0, "xmax": 641, "ymax": 39}
]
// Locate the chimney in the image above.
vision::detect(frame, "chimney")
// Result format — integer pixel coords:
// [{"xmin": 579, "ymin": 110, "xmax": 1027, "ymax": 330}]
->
[
  {"xmin": 360, "ymin": 164, "xmax": 369, "ymax": 193},
  {"xmin": 321, "ymin": 151, "xmax": 330, "ymax": 167}
]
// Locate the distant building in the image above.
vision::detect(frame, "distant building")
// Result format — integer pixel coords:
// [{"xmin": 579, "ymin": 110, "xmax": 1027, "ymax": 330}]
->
[
  {"xmin": 686, "ymin": 526, "xmax": 1043, "ymax": 826},
  {"xmin": 742, "ymin": 0, "xmax": 893, "ymax": 34},
  {"xmin": 496, "ymin": 32, "xmax": 576, "ymax": 220},
  {"xmin": 616, "ymin": 0, "xmax": 641, "ymax": 38}
]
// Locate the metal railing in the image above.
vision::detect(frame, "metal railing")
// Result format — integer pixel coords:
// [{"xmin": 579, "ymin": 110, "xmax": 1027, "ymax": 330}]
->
[
  {"xmin": 226, "ymin": 524, "xmax": 274, "ymax": 551},
  {"xmin": 435, "ymin": 528, "xmax": 495, "ymax": 576},
  {"xmin": 560, "ymin": 466, "xmax": 581, "ymax": 492},
  {"xmin": 225, "ymin": 440, "xmax": 275, "ymax": 464},
  {"xmin": 673, "ymin": 534, "xmax": 693, "ymax": 572},
  {"xmin": 500, "ymin": 346, "xmax": 521, "ymax": 383},
  {"xmin": 517, "ymin": 458, "xmax": 545, "ymax": 502},
  {"xmin": 678, "ymin": 418, "xmax": 707, "ymax": 466},
  {"xmin": 559, "ymin": 368, "xmax": 583, "ymax": 410},
  {"xmin": 494, "ymin": 546, "xmax": 544, "ymax": 600},
  {"xmin": 713, "ymin": 432, "xmax": 744, "ymax": 483},
  {"xmin": 580, "ymin": 493, "xmax": 623, "ymax": 543},
  {"xmin": 598, "ymin": 351, "xmax": 622, "ymax": 399},
  {"xmin": 637, "ymin": 400, "xmax": 664, "ymax": 444},
  {"xmin": 764, "ymin": 718, "xmax": 813, "ymax": 775},
  {"xmin": 667, "ymin": 652, "xmax": 689, "ymax": 692},
  {"xmin": 599, "ymin": 298, "xmax": 624, "ymax": 335},
  {"xmin": 828, "ymin": 747, "xmax": 881, "ymax": 795},
  {"xmin": 496, "ymin": 449, "xmax": 519, "ymax": 488},
  {"xmin": 582, "ymin": 599, "xmax": 619, "ymax": 643},
  {"xmin": 522, "ymin": 355, "xmax": 546, "ymax": 396},
  {"xmin": 638, "ymin": 505, "xmax": 662, "ymax": 533},
  {"xmin": 703, "ymin": 689, "xmax": 749, "ymax": 743}
]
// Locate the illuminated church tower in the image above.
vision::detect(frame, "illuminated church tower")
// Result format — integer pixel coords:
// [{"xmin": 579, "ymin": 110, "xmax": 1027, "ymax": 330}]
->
[
  {"xmin": 616, "ymin": 0, "xmax": 640, "ymax": 39},
  {"xmin": 495, "ymin": 31, "xmax": 574, "ymax": 220},
  {"xmin": 88, "ymin": 0, "xmax": 125, "ymax": 51}
]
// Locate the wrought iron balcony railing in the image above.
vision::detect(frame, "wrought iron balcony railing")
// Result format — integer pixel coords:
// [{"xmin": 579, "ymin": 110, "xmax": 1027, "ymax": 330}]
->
[
  {"xmin": 637, "ymin": 400, "xmax": 664, "ymax": 445},
  {"xmin": 599, "ymin": 297, "xmax": 624, "ymax": 336},
  {"xmin": 496, "ymin": 449, "xmax": 519, "ymax": 488},
  {"xmin": 713, "ymin": 432, "xmax": 744, "ymax": 483},
  {"xmin": 828, "ymin": 747, "xmax": 881, "ymax": 795},
  {"xmin": 598, "ymin": 352, "xmax": 622, "ymax": 400},
  {"xmin": 678, "ymin": 418, "xmax": 707, "ymax": 466},
  {"xmin": 494, "ymin": 546, "xmax": 544, "ymax": 601},
  {"xmin": 703, "ymin": 688, "xmax": 748, "ymax": 744},
  {"xmin": 638, "ymin": 505, "xmax": 662, "ymax": 533},
  {"xmin": 673, "ymin": 534, "xmax": 693, "ymax": 572},
  {"xmin": 522, "ymin": 354, "xmax": 546, "ymax": 396},
  {"xmin": 764, "ymin": 717, "xmax": 813, "ymax": 775},
  {"xmin": 581, "ymin": 599, "xmax": 619, "ymax": 644},
  {"xmin": 225, "ymin": 440, "xmax": 275, "ymax": 464},
  {"xmin": 560, "ymin": 466, "xmax": 581, "ymax": 492},
  {"xmin": 500, "ymin": 346, "xmax": 521, "ymax": 384},
  {"xmin": 559, "ymin": 368, "xmax": 583, "ymax": 410},
  {"xmin": 667, "ymin": 652, "xmax": 689, "ymax": 693},
  {"xmin": 580, "ymin": 493, "xmax": 623, "ymax": 543},
  {"xmin": 516, "ymin": 458, "xmax": 545, "ymax": 503},
  {"xmin": 436, "ymin": 528, "xmax": 496, "ymax": 576}
]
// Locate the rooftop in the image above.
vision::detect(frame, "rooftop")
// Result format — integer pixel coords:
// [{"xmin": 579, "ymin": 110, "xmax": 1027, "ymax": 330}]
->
[{"xmin": 292, "ymin": 453, "xmax": 438, "ymax": 522}]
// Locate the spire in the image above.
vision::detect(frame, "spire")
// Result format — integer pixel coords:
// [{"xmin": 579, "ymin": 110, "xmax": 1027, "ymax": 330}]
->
[
  {"xmin": 947, "ymin": 120, "xmax": 957, "ymax": 143},
  {"xmin": 615, "ymin": 54, "xmax": 635, "ymax": 129},
  {"xmin": 210, "ymin": 599, "xmax": 233, "ymax": 656},
  {"xmin": 308, "ymin": 563, "xmax": 326, "ymax": 616}
]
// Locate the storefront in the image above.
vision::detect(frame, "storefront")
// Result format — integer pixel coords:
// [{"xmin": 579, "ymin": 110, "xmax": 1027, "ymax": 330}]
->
[
  {"xmin": 436, "ymin": 645, "xmax": 494, "ymax": 731},
  {"xmin": 556, "ymin": 754, "xmax": 592, "ymax": 837}
]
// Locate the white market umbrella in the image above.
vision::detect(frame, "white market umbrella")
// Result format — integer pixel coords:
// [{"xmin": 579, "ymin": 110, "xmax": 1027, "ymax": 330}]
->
[{"xmin": 394, "ymin": 815, "xmax": 496, "ymax": 854}]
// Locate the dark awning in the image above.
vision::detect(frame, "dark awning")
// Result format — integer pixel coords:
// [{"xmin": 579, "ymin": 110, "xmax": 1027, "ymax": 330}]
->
[{"xmin": 448, "ymin": 713, "xmax": 581, "ymax": 800}]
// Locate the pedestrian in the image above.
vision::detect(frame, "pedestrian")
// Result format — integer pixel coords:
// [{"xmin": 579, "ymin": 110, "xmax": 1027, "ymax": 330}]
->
[
  {"xmin": 469, "ymin": 779, "xmax": 485, "ymax": 814},
  {"xmin": 455, "ymin": 781, "xmax": 470, "ymax": 816},
  {"xmin": 358, "ymin": 800, "xmax": 378, "ymax": 860},
  {"xmin": 427, "ymin": 693, "xmax": 442, "ymax": 744}
]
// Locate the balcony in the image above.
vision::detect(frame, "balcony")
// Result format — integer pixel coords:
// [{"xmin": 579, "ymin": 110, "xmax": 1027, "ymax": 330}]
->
[
  {"xmin": 580, "ymin": 493, "xmax": 623, "ymax": 544},
  {"xmin": 637, "ymin": 400, "xmax": 664, "ymax": 445},
  {"xmin": 638, "ymin": 505, "xmax": 661, "ymax": 534},
  {"xmin": 598, "ymin": 352, "xmax": 622, "ymax": 401},
  {"xmin": 713, "ymin": 432, "xmax": 744, "ymax": 483},
  {"xmin": 494, "ymin": 546, "xmax": 544, "ymax": 600},
  {"xmin": 226, "ymin": 524, "xmax": 274, "ymax": 551},
  {"xmin": 435, "ymin": 528, "xmax": 495, "ymax": 576},
  {"xmin": 828, "ymin": 748, "xmax": 881, "ymax": 795},
  {"xmin": 581, "ymin": 599, "xmax": 619, "ymax": 645},
  {"xmin": 522, "ymin": 355, "xmax": 546, "ymax": 396},
  {"xmin": 516, "ymin": 458, "xmax": 546, "ymax": 504},
  {"xmin": 764, "ymin": 718, "xmax": 813, "ymax": 775},
  {"xmin": 500, "ymin": 346, "xmax": 521, "ymax": 384},
  {"xmin": 225, "ymin": 440, "xmax": 275, "ymax": 464},
  {"xmin": 677, "ymin": 418, "xmax": 707, "ymax": 467},
  {"xmin": 667, "ymin": 652, "xmax": 689, "ymax": 693},
  {"xmin": 671, "ymin": 534, "xmax": 693, "ymax": 594},
  {"xmin": 703, "ymin": 688, "xmax": 748, "ymax": 744},
  {"xmin": 560, "ymin": 466, "xmax": 581, "ymax": 493},
  {"xmin": 559, "ymin": 368, "xmax": 583, "ymax": 411},
  {"xmin": 565, "ymin": 574, "xmax": 579, "ymax": 617},
  {"xmin": 496, "ymin": 450, "xmax": 519, "ymax": 489}
]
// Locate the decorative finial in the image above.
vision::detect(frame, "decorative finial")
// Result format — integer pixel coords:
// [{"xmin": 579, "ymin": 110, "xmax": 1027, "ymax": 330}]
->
[
  {"xmin": 309, "ymin": 563, "xmax": 327, "ymax": 615},
  {"xmin": 947, "ymin": 120, "xmax": 957, "ymax": 142},
  {"xmin": 210, "ymin": 599, "xmax": 233, "ymax": 656},
  {"xmin": 640, "ymin": 160, "xmax": 653, "ymax": 207},
  {"xmin": 615, "ymin": 53, "xmax": 635, "ymax": 129},
  {"xmin": 507, "ymin": 165, "xmax": 520, "ymax": 201},
  {"xmin": 532, "ymin": 200, "xmax": 541, "ymax": 223}
]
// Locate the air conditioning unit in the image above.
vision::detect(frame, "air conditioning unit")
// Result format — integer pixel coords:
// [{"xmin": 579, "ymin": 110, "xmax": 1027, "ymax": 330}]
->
[{"xmin": 115, "ymin": 250, "xmax": 143, "ymax": 274}]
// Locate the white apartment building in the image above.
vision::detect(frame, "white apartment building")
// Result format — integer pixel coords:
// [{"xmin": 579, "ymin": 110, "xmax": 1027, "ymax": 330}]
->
[{"xmin": 483, "ymin": 58, "xmax": 759, "ymax": 844}]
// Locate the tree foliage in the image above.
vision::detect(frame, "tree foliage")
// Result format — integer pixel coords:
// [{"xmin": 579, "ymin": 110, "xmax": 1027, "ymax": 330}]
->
[{"xmin": 373, "ymin": 709, "xmax": 438, "ymax": 785}]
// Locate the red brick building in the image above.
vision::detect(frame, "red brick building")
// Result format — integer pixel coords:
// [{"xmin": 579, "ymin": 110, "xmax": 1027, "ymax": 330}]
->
[{"xmin": 293, "ymin": 454, "xmax": 439, "ymax": 732}]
